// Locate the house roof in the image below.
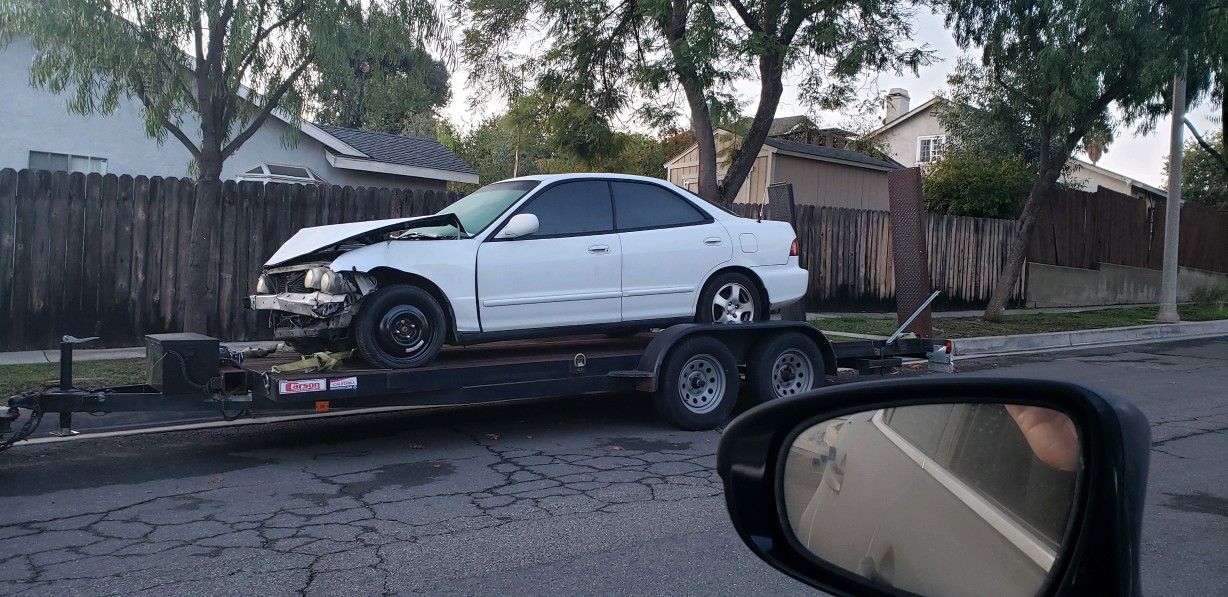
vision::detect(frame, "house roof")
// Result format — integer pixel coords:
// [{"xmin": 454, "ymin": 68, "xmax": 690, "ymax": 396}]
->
[
  {"xmin": 763, "ymin": 137, "xmax": 899, "ymax": 171},
  {"xmin": 768, "ymin": 115, "xmax": 816, "ymax": 137},
  {"xmin": 869, "ymin": 96, "xmax": 942, "ymax": 136},
  {"xmin": 318, "ymin": 125, "xmax": 478, "ymax": 179},
  {"xmin": 1069, "ymin": 158, "xmax": 1167, "ymax": 198}
]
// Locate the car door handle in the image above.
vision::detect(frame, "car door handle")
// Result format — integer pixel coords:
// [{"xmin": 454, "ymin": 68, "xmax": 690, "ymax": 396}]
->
[
  {"xmin": 588, "ymin": 244, "xmax": 610, "ymax": 254},
  {"xmin": 704, "ymin": 237, "xmax": 723, "ymax": 246}
]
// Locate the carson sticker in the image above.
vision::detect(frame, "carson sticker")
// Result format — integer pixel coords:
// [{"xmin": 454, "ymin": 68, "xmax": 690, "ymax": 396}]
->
[
  {"xmin": 329, "ymin": 376, "xmax": 358, "ymax": 391},
  {"xmin": 279, "ymin": 379, "xmax": 326, "ymax": 394}
]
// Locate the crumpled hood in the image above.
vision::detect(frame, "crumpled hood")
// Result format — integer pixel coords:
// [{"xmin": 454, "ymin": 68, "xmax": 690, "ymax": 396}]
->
[{"xmin": 264, "ymin": 213, "xmax": 461, "ymax": 267}]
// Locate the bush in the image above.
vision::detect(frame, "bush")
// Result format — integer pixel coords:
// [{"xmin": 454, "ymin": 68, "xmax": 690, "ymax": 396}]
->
[
  {"xmin": 923, "ymin": 149, "xmax": 1034, "ymax": 218},
  {"xmin": 1190, "ymin": 284, "xmax": 1228, "ymax": 306}
]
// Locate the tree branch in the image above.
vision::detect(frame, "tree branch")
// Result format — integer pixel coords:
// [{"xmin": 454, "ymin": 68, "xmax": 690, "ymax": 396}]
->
[
  {"xmin": 133, "ymin": 75, "xmax": 202, "ymax": 159},
  {"xmin": 728, "ymin": 0, "xmax": 762, "ymax": 32},
  {"xmin": 231, "ymin": 2, "xmax": 306, "ymax": 80},
  {"xmin": 1184, "ymin": 117, "xmax": 1228, "ymax": 171},
  {"xmin": 221, "ymin": 57, "xmax": 311, "ymax": 157}
]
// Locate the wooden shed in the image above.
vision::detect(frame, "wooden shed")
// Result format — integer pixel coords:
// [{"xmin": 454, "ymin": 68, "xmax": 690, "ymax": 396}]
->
[{"xmin": 664, "ymin": 128, "xmax": 898, "ymax": 211}]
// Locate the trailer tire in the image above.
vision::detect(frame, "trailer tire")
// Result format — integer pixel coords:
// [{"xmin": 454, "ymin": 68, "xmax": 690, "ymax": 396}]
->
[
  {"xmin": 652, "ymin": 336, "xmax": 739, "ymax": 430},
  {"xmin": 354, "ymin": 284, "xmax": 446, "ymax": 369},
  {"xmin": 746, "ymin": 331, "xmax": 826, "ymax": 404}
]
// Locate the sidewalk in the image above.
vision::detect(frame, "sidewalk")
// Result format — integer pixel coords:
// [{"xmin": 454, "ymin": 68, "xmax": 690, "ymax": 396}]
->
[{"xmin": 0, "ymin": 341, "xmax": 283, "ymax": 366}]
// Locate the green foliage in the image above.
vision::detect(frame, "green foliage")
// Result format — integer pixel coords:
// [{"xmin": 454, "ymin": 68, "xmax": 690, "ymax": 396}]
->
[
  {"xmin": 311, "ymin": 3, "xmax": 450, "ymax": 136},
  {"xmin": 459, "ymin": 0, "xmax": 927, "ymax": 203},
  {"xmin": 923, "ymin": 149, "xmax": 1033, "ymax": 218},
  {"xmin": 1180, "ymin": 131, "xmax": 1228, "ymax": 208},
  {"xmin": 1190, "ymin": 284, "xmax": 1228, "ymax": 307},
  {"xmin": 0, "ymin": 0, "xmax": 448, "ymax": 179}
]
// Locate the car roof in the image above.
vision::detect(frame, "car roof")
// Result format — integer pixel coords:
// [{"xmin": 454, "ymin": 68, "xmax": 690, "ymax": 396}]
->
[{"xmin": 499, "ymin": 173, "xmax": 674, "ymax": 185}]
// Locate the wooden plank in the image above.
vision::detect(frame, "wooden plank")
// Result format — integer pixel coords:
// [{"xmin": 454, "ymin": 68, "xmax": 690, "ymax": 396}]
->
[
  {"xmin": 216, "ymin": 180, "xmax": 238, "ymax": 338},
  {"xmin": 174, "ymin": 178, "xmax": 196, "ymax": 333},
  {"xmin": 6, "ymin": 170, "xmax": 37, "ymax": 350},
  {"xmin": 0, "ymin": 169, "xmax": 16, "ymax": 337},
  {"xmin": 112, "ymin": 175, "xmax": 135, "ymax": 344},
  {"xmin": 49, "ymin": 172, "xmax": 79, "ymax": 347},
  {"xmin": 81, "ymin": 173, "xmax": 104, "ymax": 337},
  {"xmin": 130, "ymin": 176, "xmax": 152, "ymax": 341}
]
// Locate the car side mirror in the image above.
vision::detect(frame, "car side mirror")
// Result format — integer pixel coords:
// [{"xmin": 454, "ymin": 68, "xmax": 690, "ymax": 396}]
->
[
  {"xmin": 718, "ymin": 377, "xmax": 1151, "ymax": 597},
  {"xmin": 496, "ymin": 213, "xmax": 539, "ymax": 239}
]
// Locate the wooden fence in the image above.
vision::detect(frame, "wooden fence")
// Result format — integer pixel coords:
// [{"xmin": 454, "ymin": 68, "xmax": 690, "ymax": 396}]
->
[
  {"xmin": 0, "ymin": 168, "xmax": 458, "ymax": 351},
  {"xmin": 1028, "ymin": 186, "xmax": 1228, "ymax": 274},
  {"xmin": 762, "ymin": 204, "xmax": 1024, "ymax": 310}
]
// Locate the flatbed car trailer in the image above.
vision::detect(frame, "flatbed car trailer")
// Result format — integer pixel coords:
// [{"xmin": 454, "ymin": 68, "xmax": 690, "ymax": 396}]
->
[{"xmin": 0, "ymin": 321, "xmax": 948, "ymax": 450}]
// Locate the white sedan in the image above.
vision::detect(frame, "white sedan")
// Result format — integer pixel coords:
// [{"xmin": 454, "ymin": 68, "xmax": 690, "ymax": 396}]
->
[{"xmin": 249, "ymin": 173, "xmax": 808, "ymax": 368}]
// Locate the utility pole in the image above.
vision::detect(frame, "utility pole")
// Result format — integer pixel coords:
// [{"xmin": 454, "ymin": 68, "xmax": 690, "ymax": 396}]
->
[{"xmin": 1158, "ymin": 66, "xmax": 1186, "ymax": 323}]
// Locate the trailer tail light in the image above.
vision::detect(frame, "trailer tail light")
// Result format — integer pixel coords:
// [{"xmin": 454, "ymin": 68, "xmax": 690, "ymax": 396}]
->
[{"xmin": 789, "ymin": 238, "xmax": 799, "ymax": 257}]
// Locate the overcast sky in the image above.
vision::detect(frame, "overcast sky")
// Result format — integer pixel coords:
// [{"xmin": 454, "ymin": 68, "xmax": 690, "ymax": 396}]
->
[{"xmin": 442, "ymin": 7, "xmax": 1220, "ymax": 189}]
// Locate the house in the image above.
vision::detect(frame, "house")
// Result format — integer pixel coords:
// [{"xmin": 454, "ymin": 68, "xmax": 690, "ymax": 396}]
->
[
  {"xmin": 869, "ymin": 88, "xmax": 1166, "ymax": 201},
  {"xmin": 664, "ymin": 118, "xmax": 899, "ymax": 210},
  {"xmin": 1, "ymin": 38, "xmax": 476, "ymax": 189}
]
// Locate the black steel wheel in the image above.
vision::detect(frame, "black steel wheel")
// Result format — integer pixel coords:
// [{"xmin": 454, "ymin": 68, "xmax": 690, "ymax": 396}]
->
[
  {"xmin": 354, "ymin": 284, "xmax": 446, "ymax": 369},
  {"xmin": 745, "ymin": 331, "xmax": 826, "ymax": 404},
  {"xmin": 652, "ymin": 336, "xmax": 739, "ymax": 430}
]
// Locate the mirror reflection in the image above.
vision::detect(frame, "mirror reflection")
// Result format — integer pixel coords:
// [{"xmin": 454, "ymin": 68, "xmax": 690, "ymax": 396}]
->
[{"xmin": 783, "ymin": 403, "xmax": 1081, "ymax": 597}]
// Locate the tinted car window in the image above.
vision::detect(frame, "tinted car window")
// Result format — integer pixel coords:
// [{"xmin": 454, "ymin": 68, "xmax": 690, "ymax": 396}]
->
[
  {"xmin": 517, "ymin": 181, "xmax": 613, "ymax": 237},
  {"xmin": 611, "ymin": 182, "xmax": 707, "ymax": 230},
  {"xmin": 882, "ymin": 403, "xmax": 954, "ymax": 458}
]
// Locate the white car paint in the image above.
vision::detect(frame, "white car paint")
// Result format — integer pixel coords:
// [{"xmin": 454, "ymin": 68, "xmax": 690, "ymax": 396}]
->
[{"xmin": 254, "ymin": 173, "xmax": 808, "ymax": 335}]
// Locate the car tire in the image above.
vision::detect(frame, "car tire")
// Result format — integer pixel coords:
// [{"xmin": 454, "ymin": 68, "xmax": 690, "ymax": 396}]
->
[
  {"xmin": 652, "ymin": 336, "xmax": 739, "ymax": 430},
  {"xmin": 697, "ymin": 272, "xmax": 764, "ymax": 324},
  {"xmin": 745, "ymin": 332, "xmax": 826, "ymax": 404},
  {"xmin": 353, "ymin": 284, "xmax": 447, "ymax": 369}
]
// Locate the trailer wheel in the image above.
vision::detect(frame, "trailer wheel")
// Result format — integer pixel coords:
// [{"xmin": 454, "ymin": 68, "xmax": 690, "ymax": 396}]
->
[
  {"xmin": 746, "ymin": 331, "xmax": 826, "ymax": 404},
  {"xmin": 354, "ymin": 284, "xmax": 446, "ymax": 369},
  {"xmin": 653, "ymin": 336, "xmax": 739, "ymax": 430}
]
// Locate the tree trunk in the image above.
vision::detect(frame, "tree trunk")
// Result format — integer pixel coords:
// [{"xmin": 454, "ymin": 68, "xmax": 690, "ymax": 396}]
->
[
  {"xmin": 682, "ymin": 83, "xmax": 719, "ymax": 202},
  {"xmin": 982, "ymin": 165, "xmax": 1061, "ymax": 322},
  {"xmin": 717, "ymin": 52, "xmax": 785, "ymax": 206},
  {"xmin": 182, "ymin": 146, "xmax": 223, "ymax": 333}
]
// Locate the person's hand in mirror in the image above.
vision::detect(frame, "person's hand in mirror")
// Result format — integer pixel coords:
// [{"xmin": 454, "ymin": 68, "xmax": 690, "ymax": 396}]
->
[{"xmin": 1005, "ymin": 405, "xmax": 1080, "ymax": 471}]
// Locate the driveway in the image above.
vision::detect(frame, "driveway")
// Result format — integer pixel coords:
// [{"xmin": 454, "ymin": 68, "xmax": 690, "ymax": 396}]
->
[{"xmin": 1, "ymin": 338, "xmax": 1226, "ymax": 596}]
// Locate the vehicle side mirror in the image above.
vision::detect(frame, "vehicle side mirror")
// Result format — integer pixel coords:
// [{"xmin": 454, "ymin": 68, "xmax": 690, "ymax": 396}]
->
[
  {"xmin": 496, "ymin": 213, "xmax": 539, "ymax": 239},
  {"xmin": 717, "ymin": 377, "xmax": 1151, "ymax": 597}
]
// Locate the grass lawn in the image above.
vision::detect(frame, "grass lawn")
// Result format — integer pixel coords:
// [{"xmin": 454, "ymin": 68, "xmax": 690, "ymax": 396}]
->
[
  {"xmin": 813, "ymin": 304, "xmax": 1228, "ymax": 340},
  {"xmin": 0, "ymin": 358, "xmax": 147, "ymax": 399}
]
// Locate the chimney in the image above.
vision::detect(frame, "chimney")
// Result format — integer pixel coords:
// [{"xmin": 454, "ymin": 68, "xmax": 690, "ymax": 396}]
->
[{"xmin": 884, "ymin": 88, "xmax": 910, "ymax": 124}]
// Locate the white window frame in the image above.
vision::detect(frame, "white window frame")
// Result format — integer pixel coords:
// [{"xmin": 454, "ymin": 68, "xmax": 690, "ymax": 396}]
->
[
  {"xmin": 916, "ymin": 135, "xmax": 947, "ymax": 164},
  {"xmin": 28, "ymin": 150, "xmax": 109, "ymax": 175},
  {"xmin": 236, "ymin": 163, "xmax": 328, "ymax": 185}
]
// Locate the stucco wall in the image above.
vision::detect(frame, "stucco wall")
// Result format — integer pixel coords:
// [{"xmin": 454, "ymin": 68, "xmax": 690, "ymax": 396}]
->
[
  {"xmin": 0, "ymin": 39, "xmax": 445, "ymax": 190},
  {"xmin": 1059, "ymin": 162, "xmax": 1132, "ymax": 195},
  {"xmin": 1026, "ymin": 261, "xmax": 1228, "ymax": 308},
  {"xmin": 876, "ymin": 104, "xmax": 945, "ymax": 168}
]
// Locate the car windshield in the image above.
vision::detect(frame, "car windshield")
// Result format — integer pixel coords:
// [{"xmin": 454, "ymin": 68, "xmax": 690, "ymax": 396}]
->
[{"xmin": 407, "ymin": 180, "xmax": 540, "ymax": 238}]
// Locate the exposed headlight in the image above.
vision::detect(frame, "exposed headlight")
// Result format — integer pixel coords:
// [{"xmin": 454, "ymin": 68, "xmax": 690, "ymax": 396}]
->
[
  {"xmin": 319, "ymin": 270, "xmax": 355, "ymax": 294},
  {"xmin": 304, "ymin": 267, "xmax": 328, "ymax": 289},
  {"xmin": 256, "ymin": 273, "xmax": 274, "ymax": 294}
]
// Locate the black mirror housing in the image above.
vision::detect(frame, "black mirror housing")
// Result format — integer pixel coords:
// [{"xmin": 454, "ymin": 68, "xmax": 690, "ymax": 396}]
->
[{"xmin": 717, "ymin": 377, "xmax": 1151, "ymax": 597}]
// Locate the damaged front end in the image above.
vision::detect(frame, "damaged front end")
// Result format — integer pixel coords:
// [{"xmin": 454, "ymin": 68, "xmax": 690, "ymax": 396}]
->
[{"xmin": 248, "ymin": 263, "xmax": 378, "ymax": 344}]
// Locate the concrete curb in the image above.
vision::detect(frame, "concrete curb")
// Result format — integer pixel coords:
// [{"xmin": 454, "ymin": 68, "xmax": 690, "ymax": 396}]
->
[
  {"xmin": 0, "ymin": 341, "xmax": 284, "ymax": 366},
  {"xmin": 951, "ymin": 319, "xmax": 1228, "ymax": 357}
]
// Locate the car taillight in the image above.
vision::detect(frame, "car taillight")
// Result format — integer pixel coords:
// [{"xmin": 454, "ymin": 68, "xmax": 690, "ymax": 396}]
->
[{"xmin": 789, "ymin": 238, "xmax": 799, "ymax": 257}]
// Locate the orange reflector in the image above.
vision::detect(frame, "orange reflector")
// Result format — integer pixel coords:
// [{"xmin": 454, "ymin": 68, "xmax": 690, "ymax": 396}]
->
[{"xmin": 315, "ymin": 401, "xmax": 330, "ymax": 413}]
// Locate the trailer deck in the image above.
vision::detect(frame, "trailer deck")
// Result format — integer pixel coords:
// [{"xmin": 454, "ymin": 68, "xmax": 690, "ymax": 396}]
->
[{"xmin": 2, "ymin": 322, "xmax": 946, "ymax": 449}]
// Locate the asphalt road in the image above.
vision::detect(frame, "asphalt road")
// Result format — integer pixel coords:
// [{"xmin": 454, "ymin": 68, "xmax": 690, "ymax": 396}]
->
[{"xmin": 1, "ymin": 338, "xmax": 1226, "ymax": 596}]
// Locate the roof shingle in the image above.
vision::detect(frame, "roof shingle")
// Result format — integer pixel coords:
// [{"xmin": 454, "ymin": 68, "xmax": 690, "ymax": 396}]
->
[
  {"xmin": 764, "ymin": 137, "xmax": 899, "ymax": 170},
  {"xmin": 318, "ymin": 124, "xmax": 477, "ymax": 175}
]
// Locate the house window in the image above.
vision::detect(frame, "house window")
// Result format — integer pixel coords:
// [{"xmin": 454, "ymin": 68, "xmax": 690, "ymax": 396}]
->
[
  {"xmin": 237, "ymin": 163, "xmax": 327, "ymax": 185},
  {"xmin": 28, "ymin": 151, "xmax": 108, "ymax": 174},
  {"xmin": 917, "ymin": 135, "xmax": 947, "ymax": 164}
]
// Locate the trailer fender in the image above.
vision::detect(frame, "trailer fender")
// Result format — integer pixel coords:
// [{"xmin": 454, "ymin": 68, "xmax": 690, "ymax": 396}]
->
[{"xmin": 630, "ymin": 322, "xmax": 836, "ymax": 393}]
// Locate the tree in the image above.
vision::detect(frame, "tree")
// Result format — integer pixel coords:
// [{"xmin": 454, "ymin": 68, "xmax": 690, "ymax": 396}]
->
[
  {"xmin": 938, "ymin": 0, "xmax": 1180, "ymax": 321},
  {"xmin": 461, "ymin": 0, "xmax": 927, "ymax": 206},
  {"xmin": 312, "ymin": 4, "xmax": 450, "ymax": 135},
  {"xmin": 0, "ymin": 0, "xmax": 447, "ymax": 332},
  {"xmin": 1176, "ymin": 131, "xmax": 1228, "ymax": 207},
  {"xmin": 923, "ymin": 149, "xmax": 1033, "ymax": 218}
]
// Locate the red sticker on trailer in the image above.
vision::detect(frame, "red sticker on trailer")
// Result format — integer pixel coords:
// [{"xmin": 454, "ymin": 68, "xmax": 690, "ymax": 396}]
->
[
  {"xmin": 279, "ymin": 379, "xmax": 326, "ymax": 394},
  {"xmin": 329, "ymin": 376, "xmax": 358, "ymax": 391}
]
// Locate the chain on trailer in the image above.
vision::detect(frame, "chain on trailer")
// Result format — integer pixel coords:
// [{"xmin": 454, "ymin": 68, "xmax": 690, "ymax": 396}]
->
[{"xmin": 0, "ymin": 392, "xmax": 44, "ymax": 452}]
